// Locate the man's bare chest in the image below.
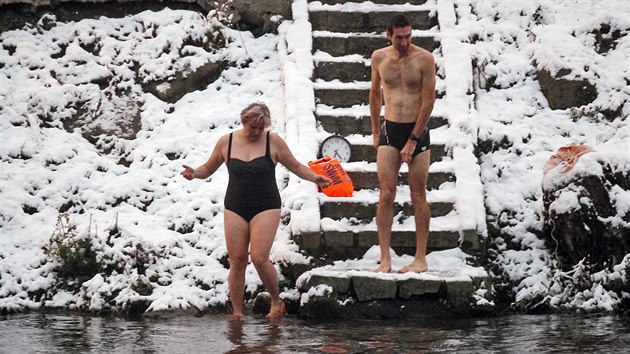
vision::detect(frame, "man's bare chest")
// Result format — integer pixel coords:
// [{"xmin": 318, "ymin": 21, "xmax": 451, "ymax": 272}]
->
[{"xmin": 379, "ymin": 59, "xmax": 423, "ymax": 90}]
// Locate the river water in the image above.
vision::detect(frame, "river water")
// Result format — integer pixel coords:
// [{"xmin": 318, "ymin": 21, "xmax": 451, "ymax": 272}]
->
[{"xmin": 1, "ymin": 312, "xmax": 629, "ymax": 353}]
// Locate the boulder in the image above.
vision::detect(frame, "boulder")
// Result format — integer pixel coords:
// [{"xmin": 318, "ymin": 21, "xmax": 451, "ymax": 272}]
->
[
  {"xmin": 142, "ymin": 60, "xmax": 225, "ymax": 104},
  {"xmin": 297, "ymin": 294, "xmax": 344, "ymax": 319},
  {"xmin": 542, "ymin": 154, "xmax": 629, "ymax": 270},
  {"xmin": 592, "ymin": 23, "xmax": 623, "ymax": 54},
  {"xmin": 298, "ymin": 274, "xmax": 351, "ymax": 294},
  {"xmin": 206, "ymin": 0, "xmax": 290, "ymax": 37},
  {"xmin": 538, "ymin": 68, "xmax": 597, "ymax": 110},
  {"xmin": 62, "ymin": 89, "xmax": 142, "ymax": 141}
]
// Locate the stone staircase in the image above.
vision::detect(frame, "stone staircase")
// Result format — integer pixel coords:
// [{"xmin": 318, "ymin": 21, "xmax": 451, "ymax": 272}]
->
[
  {"xmin": 284, "ymin": 0, "xmax": 491, "ymax": 317},
  {"xmin": 293, "ymin": 0, "xmax": 480, "ymax": 260}
]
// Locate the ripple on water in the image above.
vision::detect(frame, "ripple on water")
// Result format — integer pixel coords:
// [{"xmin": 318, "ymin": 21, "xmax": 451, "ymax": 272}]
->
[{"xmin": 0, "ymin": 313, "xmax": 629, "ymax": 353}]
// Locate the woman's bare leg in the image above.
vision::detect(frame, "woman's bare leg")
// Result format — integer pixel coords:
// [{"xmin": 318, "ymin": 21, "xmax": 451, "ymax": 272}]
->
[
  {"xmin": 224, "ymin": 210, "xmax": 251, "ymax": 317},
  {"xmin": 249, "ymin": 209, "xmax": 283, "ymax": 316}
]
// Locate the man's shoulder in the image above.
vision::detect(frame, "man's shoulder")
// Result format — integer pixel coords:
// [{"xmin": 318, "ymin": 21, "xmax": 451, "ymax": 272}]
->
[
  {"xmin": 409, "ymin": 46, "xmax": 435, "ymax": 67},
  {"xmin": 371, "ymin": 47, "xmax": 388, "ymax": 58},
  {"xmin": 411, "ymin": 45, "xmax": 434, "ymax": 57}
]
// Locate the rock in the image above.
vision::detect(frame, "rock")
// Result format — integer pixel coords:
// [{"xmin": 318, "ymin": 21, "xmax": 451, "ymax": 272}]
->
[
  {"xmin": 299, "ymin": 274, "xmax": 351, "ymax": 294},
  {"xmin": 537, "ymin": 68, "xmax": 597, "ymax": 110},
  {"xmin": 142, "ymin": 60, "xmax": 226, "ymax": 104},
  {"xmin": 252, "ymin": 292, "xmax": 271, "ymax": 315},
  {"xmin": 542, "ymin": 159, "xmax": 629, "ymax": 270},
  {"xmin": 445, "ymin": 280, "xmax": 474, "ymax": 308},
  {"xmin": 207, "ymin": 0, "xmax": 290, "ymax": 37},
  {"xmin": 1, "ymin": 1, "xmax": 204, "ymax": 33},
  {"xmin": 131, "ymin": 275, "xmax": 153, "ymax": 296},
  {"xmin": 62, "ymin": 90, "xmax": 142, "ymax": 141},
  {"xmin": 592, "ymin": 23, "xmax": 623, "ymax": 54},
  {"xmin": 124, "ymin": 299, "xmax": 151, "ymax": 316},
  {"xmin": 297, "ymin": 294, "xmax": 344, "ymax": 319},
  {"xmin": 1, "ymin": 1, "xmax": 291, "ymax": 36},
  {"xmin": 351, "ymin": 276, "xmax": 397, "ymax": 302},
  {"xmin": 398, "ymin": 278, "xmax": 441, "ymax": 299}
]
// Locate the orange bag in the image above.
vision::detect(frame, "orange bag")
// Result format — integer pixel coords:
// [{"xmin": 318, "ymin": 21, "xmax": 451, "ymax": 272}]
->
[{"xmin": 308, "ymin": 156, "xmax": 354, "ymax": 197}]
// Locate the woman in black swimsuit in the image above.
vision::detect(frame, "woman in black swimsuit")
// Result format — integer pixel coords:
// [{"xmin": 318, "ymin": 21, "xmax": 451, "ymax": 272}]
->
[{"xmin": 181, "ymin": 102, "xmax": 330, "ymax": 319}]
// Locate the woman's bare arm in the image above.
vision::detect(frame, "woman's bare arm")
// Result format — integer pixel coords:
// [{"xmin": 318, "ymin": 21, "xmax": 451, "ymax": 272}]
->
[
  {"xmin": 272, "ymin": 133, "xmax": 331, "ymax": 188},
  {"xmin": 181, "ymin": 135, "xmax": 227, "ymax": 180}
]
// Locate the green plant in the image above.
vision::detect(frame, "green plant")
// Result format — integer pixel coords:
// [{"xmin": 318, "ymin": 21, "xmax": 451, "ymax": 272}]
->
[
  {"xmin": 45, "ymin": 213, "xmax": 100, "ymax": 290},
  {"xmin": 206, "ymin": 1, "xmax": 235, "ymax": 50},
  {"xmin": 569, "ymin": 106, "xmax": 602, "ymax": 123}
]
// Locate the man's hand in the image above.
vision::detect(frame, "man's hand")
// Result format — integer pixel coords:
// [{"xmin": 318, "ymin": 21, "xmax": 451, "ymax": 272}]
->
[
  {"xmin": 400, "ymin": 140, "xmax": 416, "ymax": 163},
  {"xmin": 373, "ymin": 134, "xmax": 380, "ymax": 150}
]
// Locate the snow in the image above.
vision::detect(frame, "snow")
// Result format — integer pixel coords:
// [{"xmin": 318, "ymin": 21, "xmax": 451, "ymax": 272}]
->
[
  {"xmin": 1, "ymin": 0, "xmax": 628, "ymax": 314},
  {"xmin": 298, "ymin": 247, "xmax": 488, "ymax": 284}
]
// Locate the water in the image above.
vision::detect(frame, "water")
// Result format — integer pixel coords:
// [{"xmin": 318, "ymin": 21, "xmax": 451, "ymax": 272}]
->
[{"xmin": 1, "ymin": 312, "xmax": 629, "ymax": 353}]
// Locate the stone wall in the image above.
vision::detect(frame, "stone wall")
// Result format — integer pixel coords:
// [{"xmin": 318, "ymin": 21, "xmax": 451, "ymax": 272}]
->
[
  {"xmin": 0, "ymin": 0, "xmax": 215, "ymax": 10},
  {"xmin": 0, "ymin": 0, "xmax": 291, "ymax": 36}
]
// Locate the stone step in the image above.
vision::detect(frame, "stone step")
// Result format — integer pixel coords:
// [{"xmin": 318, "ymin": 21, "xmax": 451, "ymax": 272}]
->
[
  {"xmin": 318, "ymin": 114, "xmax": 448, "ymax": 136},
  {"xmin": 321, "ymin": 199, "xmax": 453, "ymax": 219},
  {"xmin": 313, "ymin": 33, "xmax": 439, "ymax": 57},
  {"xmin": 294, "ymin": 229, "xmax": 461, "ymax": 261},
  {"xmin": 323, "ymin": 164, "xmax": 457, "ymax": 211},
  {"xmin": 310, "ymin": 0, "xmax": 430, "ymax": 5},
  {"xmin": 309, "ymin": 10, "xmax": 438, "ymax": 33},
  {"xmin": 345, "ymin": 143, "xmax": 447, "ymax": 163},
  {"xmin": 295, "ymin": 0, "xmax": 492, "ymax": 319},
  {"xmin": 294, "ymin": 210, "xmax": 481, "ymax": 261},
  {"xmin": 315, "ymin": 99, "xmax": 449, "ymax": 135},
  {"xmin": 315, "ymin": 87, "xmax": 368, "ymax": 108},
  {"xmin": 313, "ymin": 60, "xmax": 445, "ymax": 83},
  {"xmin": 295, "ymin": 267, "xmax": 493, "ymax": 319},
  {"xmin": 347, "ymin": 170, "xmax": 454, "ymax": 190},
  {"xmin": 314, "ymin": 61, "xmax": 371, "ymax": 82},
  {"xmin": 315, "ymin": 86, "xmax": 444, "ymax": 108}
]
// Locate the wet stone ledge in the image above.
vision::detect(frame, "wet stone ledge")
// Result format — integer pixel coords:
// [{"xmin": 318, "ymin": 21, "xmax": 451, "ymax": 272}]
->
[{"xmin": 294, "ymin": 272, "xmax": 494, "ymax": 319}]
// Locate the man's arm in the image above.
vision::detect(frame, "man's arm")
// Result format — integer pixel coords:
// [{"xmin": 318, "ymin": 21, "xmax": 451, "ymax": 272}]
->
[
  {"xmin": 411, "ymin": 52, "xmax": 436, "ymax": 137},
  {"xmin": 400, "ymin": 52, "xmax": 436, "ymax": 163},
  {"xmin": 369, "ymin": 51, "xmax": 383, "ymax": 150}
]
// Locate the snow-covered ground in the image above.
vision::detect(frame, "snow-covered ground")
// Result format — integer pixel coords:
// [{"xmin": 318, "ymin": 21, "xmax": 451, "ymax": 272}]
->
[
  {"xmin": 462, "ymin": 0, "xmax": 629, "ymax": 312},
  {"xmin": 0, "ymin": 0, "xmax": 628, "ymax": 313}
]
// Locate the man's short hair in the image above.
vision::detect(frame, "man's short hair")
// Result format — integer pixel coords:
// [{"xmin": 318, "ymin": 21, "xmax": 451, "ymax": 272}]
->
[{"xmin": 386, "ymin": 14, "xmax": 412, "ymax": 35}]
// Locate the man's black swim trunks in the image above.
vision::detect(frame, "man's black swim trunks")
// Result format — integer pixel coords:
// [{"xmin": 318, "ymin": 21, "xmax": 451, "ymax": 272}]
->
[{"xmin": 379, "ymin": 119, "xmax": 430, "ymax": 158}]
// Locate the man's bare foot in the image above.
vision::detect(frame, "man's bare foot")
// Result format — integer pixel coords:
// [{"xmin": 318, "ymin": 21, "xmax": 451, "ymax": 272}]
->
[
  {"xmin": 373, "ymin": 261, "xmax": 391, "ymax": 273},
  {"xmin": 229, "ymin": 314, "xmax": 243, "ymax": 321},
  {"xmin": 398, "ymin": 260, "xmax": 428, "ymax": 273}
]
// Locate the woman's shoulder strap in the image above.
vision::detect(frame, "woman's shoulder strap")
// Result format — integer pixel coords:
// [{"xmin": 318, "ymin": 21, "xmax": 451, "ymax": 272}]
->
[
  {"xmin": 227, "ymin": 132, "xmax": 233, "ymax": 160},
  {"xmin": 265, "ymin": 131, "xmax": 271, "ymax": 157}
]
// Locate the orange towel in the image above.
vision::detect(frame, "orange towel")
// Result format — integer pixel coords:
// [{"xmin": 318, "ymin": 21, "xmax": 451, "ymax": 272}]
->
[{"xmin": 543, "ymin": 144, "xmax": 595, "ymax": 173}]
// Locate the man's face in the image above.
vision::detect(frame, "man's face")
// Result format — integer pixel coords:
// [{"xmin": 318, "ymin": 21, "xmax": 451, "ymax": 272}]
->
[{"xmin": 388, "ymin": 26, "xmax": 412, "ymax": 55}]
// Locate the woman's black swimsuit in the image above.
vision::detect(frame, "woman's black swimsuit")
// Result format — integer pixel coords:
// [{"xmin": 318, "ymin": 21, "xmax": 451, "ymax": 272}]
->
[
  {"xmin": 224, "ymin": 131, "xmax": 281, "ymax": 222},
  {"xmin": 379, "ymin": 119, "xmax": 431, "ymax": 158}
]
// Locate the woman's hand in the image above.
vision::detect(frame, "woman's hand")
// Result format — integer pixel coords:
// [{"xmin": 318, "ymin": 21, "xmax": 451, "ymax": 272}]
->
[
  {"xmin": 314, "ymin": 174, "xmax": 332, "ymax": 189},
  {"xmin": 181, "ymin": 165, "xmax": 195, "ymax": 180}
]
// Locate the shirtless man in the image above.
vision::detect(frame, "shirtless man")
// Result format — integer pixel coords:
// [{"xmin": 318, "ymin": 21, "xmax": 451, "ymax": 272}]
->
[{"xmin": 369, "ymin": 14, "xmax": 436, "ymax": 273}]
